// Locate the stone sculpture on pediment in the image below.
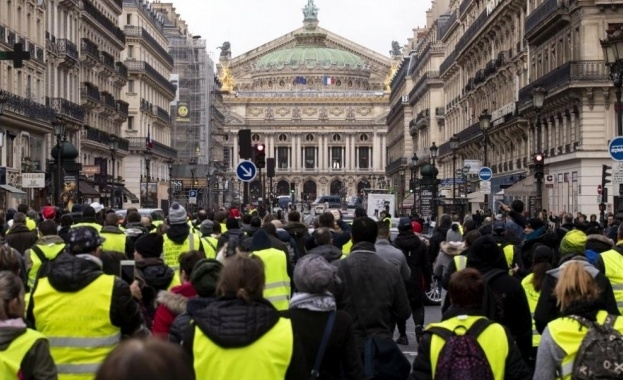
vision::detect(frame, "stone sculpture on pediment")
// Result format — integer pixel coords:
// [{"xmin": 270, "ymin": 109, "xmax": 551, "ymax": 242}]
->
[
  {"xmin": 265, "ymin": 107, "xmax": 275, "ymax": 121},
  {"xmin": 277, "ymin": 107, "xmax": 290, "ymax": 117},
  {"xmin": 303, "ymin": 107, "xmax": 317, "ymax": 117},
  {"xmin": 330, "ymin": 107, "xmax": 343, "ymax": 116},
  {"xmin": 319, "ymin": 107, "xmax": 329, "ymax": 121},
  {"xmin": 292, "ymin": 107, "xmax": 302, "ymax": 121},
  {"xmin": 346, "ymin": 107, "xmax": 356, "ymax": 121},
  {"xmin": 249, "ymin": 108, "xmax": 263, "ymax": 117},
  {"xmin": 357, "ymin": 107, "xmax": 372, "ymax": 116}
]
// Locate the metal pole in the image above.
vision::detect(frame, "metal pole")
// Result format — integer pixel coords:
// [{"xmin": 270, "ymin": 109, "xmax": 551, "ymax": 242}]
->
[
  {"xmin": 536, "ymin": 112, "xmax": 543, "ymax": 215},
  {"xmin": 432, "ymin": 157, "xmax": 437, "ymax": 220},
  {"xmin": 269, "ymin": 176, "xmax": 273, "ymax": 214},
  {"xmin": 483, "ymin": 133, "xmax": 488, "ymax": 213},
  {"xmin": 207, "ymin": 175, "xmax": 211, "ymax": 211},
  {"xmin": 56, "ymin": 135, "xmax": 62, "ymax": 207},
  {"xmin": 145, "ymin": 157, "xmax": 150, "ymax": 208},
  {"xmin": 617, "ymin": 85, "xmax": 623, "ymax": 212},
  {"xmin": 452, "ymin": 150, "xmax": 456, "ymax": 213},
  {"xmin": 111, "ymin": 155, "xmax": 115, "ymax": 209},
  {"xmin": 168, "ymin": 167, "xmax": 173, "ymax": 206},
  {"xmin": 259, "ymin": 168, "xmax": 264, "ymax": 209}
]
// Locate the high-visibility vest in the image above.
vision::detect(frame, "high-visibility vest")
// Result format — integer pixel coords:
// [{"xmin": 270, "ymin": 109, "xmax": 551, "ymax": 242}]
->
[
  {"xmin": 162, "ymin": 232, "xmax": 201, "ymax": 269},
  {"xmin": 520, "ymin": 273, "xmax": 541, "ymax": 347},
  {"xmin": 341, "ymin": 239, "xmax": 353, "ymax": 255},
  {"xmin": 453, "ymin": 255, "xmax": 467, "ymax": 271},
  {"xmin": 70, "ymin": 222, "xmax": 102, "ymax": 231},
  {"xmin": 428, "ymin": 316, "xmax": 508, "ymax": 380},
  {"xmin": 192, "ymin": 317, "xmax": 293, "ymax": 379},
  {"xmin": 220, "ymin": 223, "xmax": 228, "ymax": 233},
  {"xmin": 201, "ymin": 236, "xmax": 219, "ymax": 259},
  {"xmin": 26, "ymin": 218, "xmax": 37, "ymax": 231},
  {"xmin": 252, "ymin": 248, "xmax": 291, "ymax": 311},
  {"xmin": 548, "ymin": 311, "xmax": 623, "ymax": 379},
  {"xmin": 27, "ymin": 243, "xmax": 65, "ymax": 289},
  {"xmin": 100, "ymin": 232, "xmax": 126, "ymax": 255},
  {"xmin": 383, "ymin": 217, "xmax": 391, "ymax": 226},
  {"xmin": 498, "ymin": 243, "xmax": 515, "ymax": 275},
  {"xmin": 33, "ymin": 274, "xmax": 120, "ymax": 380},
  {"xmin": 601, "ymin": 249, "xmax": 623, "ymax": 313},
  {"xmin": 0, "ymin": 328, "xmax": 47, "ymax": 376},
  {"xmin": 167, "ymin": 272, "xmax": 182, "ymax": 291}
]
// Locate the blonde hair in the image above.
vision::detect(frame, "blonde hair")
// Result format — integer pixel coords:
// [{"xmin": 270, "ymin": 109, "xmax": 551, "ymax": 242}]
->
[
  {"xmin": 0, "ymin": 271, "xmax": 23, "ymax": 320},
  {"xmin": 554, "ymin": 261, "xmax": 601, "ymax": 313}
]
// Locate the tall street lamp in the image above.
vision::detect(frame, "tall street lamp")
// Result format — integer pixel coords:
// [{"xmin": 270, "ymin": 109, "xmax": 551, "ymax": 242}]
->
[
  {"xmin": 0, "ymin": 90, "xmax": 8, "ymax": 169},
  {"xmin": 430, "ymin": 142, "xmax": 438, "ymax": 218},
  {"xmin": 532, "ymin": 86, "xmax": 547, "ymax": 214},
  {"xmin": 51, "ymin": 117, "xmax": 66, "ymax": 206},
  {"xmin": 109, "ymin": 136, "xmax": 118, "ymax": 209},
  {"xmin": 409, "ymin": 153, "xmax": 418, "ymax": 215},
  {"xmin": 399, "ymin": 167, "xmax": 405, "ymax": 215},
  {"xmin": 189, "ymin": 158, "xmax": 197, "ymax": 213},
  {"xmin": 479, "ymin": 110, "xmax": 492, "ymax": 211},
  {"xmin": 144, "ymin": 149, "xmax": 152, "ymax": 208},
  {"xmin": 601, "ymin": 27, "xmax": 623, "ymax": 136},
  {"xmin": 450, "ymin": 134, "xmax": 459, "ymax": 212},
  {"xmin": 167, "ymin": 159, "xmax": 174, "ymax": 206}
]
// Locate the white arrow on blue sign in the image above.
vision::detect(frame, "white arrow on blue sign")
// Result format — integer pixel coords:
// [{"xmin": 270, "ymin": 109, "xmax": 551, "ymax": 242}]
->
[
  {"xmin": 189, "ymin": 190, "xmax": 197, "ymax": 198},
  {"xmin": 478, "ymin": 167, "xmax": 493, "ymax": 181},
  {"xmin": 236, "ymin": 160, "xmax": 257, "ymax": 182},
  {"xmin": 609, "ymin": 136, "xmax": 623, "ymax": 162}
]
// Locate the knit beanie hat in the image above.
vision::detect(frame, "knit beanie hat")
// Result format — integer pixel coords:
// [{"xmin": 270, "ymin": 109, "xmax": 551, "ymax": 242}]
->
[
  {"xmin": 532, "ymin": 244, "xmax": 554, "ymax": 265},
  {"xmin": 293, "ymin": 254, "xmax": 339, "ymax": 294},
  {"xmin": 134, "ymin": 233, "xmax": 164, "ymax": 258},
  {"xmin": 190, "ymin": 259, "xmax": 223, "ymax": 297},
  {"xmin": 412, "ymin": 221, "xmax": 422, "ymax": 233},
  {"xmin": 42, "ymin": 206, "xmax": 56, "ymax": 220},
  {"xmin": 446, "ymin": 224, "xmax": 462, "ymax": 242},
  {"xmin": 168, "ymin": 202, "xmax": 187, "ymax": 225},
  {"xmin": 199, "ymin": 219, "xmax": 214, "ymax": 236},
  {"xmin": 559, "ymin": 229, "xmax": 587, "ymax": 257},
  {"xmin": 526, "ymin": 217, "xmax": 545, "ymax": 231}
]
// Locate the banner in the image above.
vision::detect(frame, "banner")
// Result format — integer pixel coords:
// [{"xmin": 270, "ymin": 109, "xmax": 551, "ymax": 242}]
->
[{"xmin": 21, "ymin": 173, "xmax": 44, "ymax": 188}]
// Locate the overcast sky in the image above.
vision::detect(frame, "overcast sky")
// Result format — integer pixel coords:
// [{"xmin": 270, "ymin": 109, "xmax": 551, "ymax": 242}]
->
[{"xmin": 164, "ymin": 0, "xmax": 429, "ymax": 59}]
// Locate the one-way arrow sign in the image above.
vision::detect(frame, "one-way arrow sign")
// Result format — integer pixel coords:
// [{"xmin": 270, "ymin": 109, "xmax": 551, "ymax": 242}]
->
[{"xmin": 236, "ymin": 160, "xmax": 257, "ymax": 182}]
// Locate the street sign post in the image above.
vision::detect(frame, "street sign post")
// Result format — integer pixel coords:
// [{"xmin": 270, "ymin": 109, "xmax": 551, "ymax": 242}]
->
[
  {"xmin": 189, "ymin": 189, "xmax": 197, "ymax": 205},
  {"xmin": 609, "ymin": 136, "xmax": 623, "ymax": 161},
  {"xmin": 613, "ymin": 162, "xmax": 623, "ymax": 185},
  {"xmin": 478, "ymin": 167, "xmax": 493, "ymax": 181},
  {"xmin": 236, "ymin": 160, "xmax": 257, "ymax": 182}
]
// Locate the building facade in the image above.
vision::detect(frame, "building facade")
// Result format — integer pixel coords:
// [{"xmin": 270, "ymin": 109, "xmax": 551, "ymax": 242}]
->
[{"xmin": 220, "ymin": 1, "xmax": 391, "ymax": 205}]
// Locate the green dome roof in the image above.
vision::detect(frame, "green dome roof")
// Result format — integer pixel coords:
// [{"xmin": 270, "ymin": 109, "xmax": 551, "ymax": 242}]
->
[{"xmin": 255, "ymin": 46, "xmax": 366, "ymax": 71}]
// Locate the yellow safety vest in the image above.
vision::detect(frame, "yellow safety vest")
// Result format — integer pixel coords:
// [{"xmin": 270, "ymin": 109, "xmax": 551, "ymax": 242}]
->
[
  {"xmin": 548, "ymin": 311, "xmax": 623, "ymax": 379},
  {"xmin": 167, "ymin": 272, "xmax": 182, "ymax": 291},
  {"xmin": 252, "ymin": 248, "xmax": 291, "ymax": 311},
  {"xmin": 201, "ymin": 236, "xmax": 219, "ymax": 259},
  {"xmin": 27, "ymin": 243, "xmax": 65, "ymax": 289},
  {"xmin": 100, "ymin": 232, "xmax": 126, "ymax": 255},
  {"xmin": 26, "ymin": 218, "xmax": 37, "ymax": 231},
  {"xmin": 0, "ymin": 328, "xmax": 47, "ymax": 376},
  {"xmin": 342, "ymin": 239, "xmax": 353, "ymax": 256},
  {"xmin": 192, "ymin": 317, "xmax": 293, "ymax": 380},
  {"xmin": 33, "ymin": 274, "xmax": 119, "ymax": 380},
  {"xmin": 520, "ymin": 273, "xmax": 541, "ymax": 347},
  {"xmin": 70, "ymin": 222, "xmax": 102, "ymax": 231},
  {"xmin": 162, "ymin": 232, "xmax": 201, "ymax": 269},
  {"xmin": 453, "ymin": 255, "xmax": 467, "ymax": 271},
  {"xmin": 497, "ymin": 243, "xmax": 515, "ymax": 275},
  {"xmin": 383, "ymin": 217, "xmax": 391, "ymax": 226},
  {"xmin": 601, "ymin": 249, "xmax": 623, "ymax": 313},
  {"xmin": 428, "ymin": 316, "xmax": 508, "ymax": 380},
  {"xmin": 220, "ymin": 223, "xmax": 228, "ymax": 233}
]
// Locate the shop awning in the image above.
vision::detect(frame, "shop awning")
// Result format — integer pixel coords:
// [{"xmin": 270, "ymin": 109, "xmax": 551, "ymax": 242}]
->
[
  {"xmin": 467, "ymin": 191, "xmax": 486, "ymax": 203},
  {"xmin": 0, "ymin": 184, "xmax": 26, "ymax": 196},
  {"xmin": 121, "ymin": 187, "xmax": 140, "ymax": 204},
  {"xmin": 79, "ymin": 182, "xmax": 100, "ymax": 198},
  {"xmin": 504, "ymin": 176, "xmax": 536, "ymax": 197}
]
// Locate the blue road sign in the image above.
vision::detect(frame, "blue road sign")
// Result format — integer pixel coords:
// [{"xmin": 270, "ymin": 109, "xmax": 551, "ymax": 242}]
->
[
  {"xmin": 189, "ymin": 190, "xmax": 197, "ymax": 198},
  {"xmin": 236, "ymin": 160, "xmax": 257, "ymax": 182},
  {"xmin": 609, "ymin": 136, "xmax": 623, "ymax": 161},
  {"xmin": 478, "ymin": 167, "xmax": 493, "ymax": 181}
]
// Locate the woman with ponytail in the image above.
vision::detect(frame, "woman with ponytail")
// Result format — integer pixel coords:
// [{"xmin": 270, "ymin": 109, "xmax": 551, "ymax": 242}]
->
[
  {"xmin": 183, "ymin": 255, "xmax": 306, "ymax": 379},
  {"xmin": 0, "ymin": 271, "xmax": 56, "ymax": 379},
  {"xmin": 534, "ymin": 260, "xmax": 623, "ymax": 380}
]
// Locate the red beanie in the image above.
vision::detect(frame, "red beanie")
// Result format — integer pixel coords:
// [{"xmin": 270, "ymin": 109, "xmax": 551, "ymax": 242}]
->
[
  {"xmin": 42, "ymin": 206, "xmax": 56, "ymax": 220},
  {"xmin": 412, "ymin": 221, "xmax": 422, "ymax": 233}
]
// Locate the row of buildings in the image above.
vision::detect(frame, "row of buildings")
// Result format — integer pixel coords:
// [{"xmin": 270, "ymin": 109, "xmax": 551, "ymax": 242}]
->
[
  {"xmin": 386, "ymin": 0, "xmax": 621, "ymax": 217},
  {"xmin": 0, "ymin": 0, "xmax": 224, "ymax": 211}
]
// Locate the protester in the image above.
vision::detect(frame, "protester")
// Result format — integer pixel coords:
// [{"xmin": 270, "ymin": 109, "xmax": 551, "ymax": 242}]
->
[
  {"xmin": 429, "ymin": 214, "xmax": 452, "ymax": 264},
  {"xmin": 58, "ymin": 214, "xmax": 73, "ymax": 242},
  {"xmin": 248, "ymin": 229, "xmax": 291, "ymax": 310},
  {"xmin": 305, "ymin": 211, "xmax": 351, "ymax": 251},
  {"xmin": 375, "ymin": 221, "xmax": 411, "ymax": 281},
  {"xmin": 0, "ymin": 271, "xmax": 56, "ymax": 380},
  {"xmin": 162, "ymin": 203, "xmax": 202, "ymax": 269},
  {"xmin": 306, "ymin": 227, "xmax": 343, "ymax": 262},
  {"xmin": 182, "ymin": 255, "xmax": 307, "ymax": 379},
  {"xmin": 71, "ymin": 206, "xmax": 102, "ymax": 230},
  {"xmin": 100, "ymin": 213, "xmax": 132, "ymax": 257},
  {"xmin": 593, "ymin": 223, "xmax": 623, "ymax": 313},
  {"xmin": 282, "ymin": 254, "xmax": 364, "ymax": 379},
  {"xmin": 283, "ymin": 210, "xmax": 309, "ymax": 259},
  {"xmin": 5, "ymin": 212, "xmax": 38, "ymax": 255},
  {"xmin": 410, "ymin": 269, "xmax": 530, "ymax": 380},
  {"xmin": 24, "ymin": 220, "xmax": 66, "ymax": 289}
]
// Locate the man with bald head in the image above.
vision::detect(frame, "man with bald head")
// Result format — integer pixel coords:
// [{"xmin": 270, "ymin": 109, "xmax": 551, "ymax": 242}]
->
[{"xmin": 100, "ymin": 212, "xmax": 132, "ymax": 257}]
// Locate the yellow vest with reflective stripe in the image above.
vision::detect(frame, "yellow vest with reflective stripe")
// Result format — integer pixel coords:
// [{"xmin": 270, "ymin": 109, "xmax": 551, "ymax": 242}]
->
[
  {"xmin": 252, "ymin": 248, "xmax": 291, "ymax": 311},
  {"xmin": 428, "ymin": 316, "xmax": 508, "ymax": 380},
  {"xmin": 33, "ymin": 274, "xmax": 119, "ymax": 380},
  {"xmin": 70, "ymin": 222, "xmax": 102, "ymax": 231},
  {"xmin": 0, "ymin": 328, "xmax": 46, "ymax": 377},
  {"xmin": 100, "ymin": 232, "xmax": 126, "ymax": 255},
  {"xmin": 201, "ymin": 236, "xmax": 219, "ymax": 259},
  {"xmin": 453, "ymin": 255, "xmax": 467, "ymax": 271},
  {"xmin": 342, "ymin": 239, "xmax": 353, "ymax": 255},
  {"xmin": 601, "ymin": 249, "xmax": 623, "ymax": 313},
  {"xmin": 521, "ymin": 273, "xmax": 541, "ymax": 347},
  {"xmin": 548, "ymin": 311, "xmax": 623, "ymax": 379},
  {"xmin": 26, "ymin": 218, "xmax": 37, "ymax": 231},
  {"xmin": 27, "ymin": 243, "xmax": 65, "ymax": 289},
  {"xmin": 162, "ymin": 233, "xmax": 201, "ymax": 269},
  {"xmin": 192, "ymin": 317, "xmax": 293, "ymax": 380}
]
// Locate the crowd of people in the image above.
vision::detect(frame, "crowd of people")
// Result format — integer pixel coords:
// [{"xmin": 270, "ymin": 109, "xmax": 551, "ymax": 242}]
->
[{"xmin": 0, "ymin": 198, "xmax": 622, "ymax": 379}]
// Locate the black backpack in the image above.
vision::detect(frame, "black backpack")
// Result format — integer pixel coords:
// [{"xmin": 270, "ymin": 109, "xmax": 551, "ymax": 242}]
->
[
  {"xmin": 569, "ymin": 314, "xmax": 623, "ymax": 380},
  {"xmin": 427, "ymin": 318, "xmax": 495, "ymax": 380},
  {"xmin": 30, "ymin": 245, "xmax": 64, "ymax": 284},
  {"xmin": 481, "ymin": 269, "xmax": 507, "ymax": 322}
]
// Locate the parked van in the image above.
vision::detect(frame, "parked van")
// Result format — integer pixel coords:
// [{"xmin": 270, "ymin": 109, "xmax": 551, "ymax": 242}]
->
[{"xmin": 311, "ymin": 195, "xmax": 342, "ymax": 215}]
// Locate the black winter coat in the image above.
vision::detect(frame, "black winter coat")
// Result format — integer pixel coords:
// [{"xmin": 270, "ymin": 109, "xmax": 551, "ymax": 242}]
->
[
  {"xmin": 284, "ymin": 222, "xmax": 310, "ymax": 259},
  {"xmin": 428, "ymin": 226, "xmax": 449, "ymax": 263},
  {"xmin": 281, "ymin": 309, "xmax": 365, "ymax": 380},
  {"xmin": 305, "ymin": 220, "xmax": 352, "ymax": 251},
  {"xmin": 5, "ymin": 225, "xmax": 38, "ymax": 255},
  {"xmin": 393, "ymin": 231, "xmax": 431, "ymax": 300}
]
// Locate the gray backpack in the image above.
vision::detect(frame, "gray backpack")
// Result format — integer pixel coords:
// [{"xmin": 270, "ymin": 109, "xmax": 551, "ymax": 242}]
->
[{"xmin": 569, "ymin": 314, "xmax": 623, "ymax": 380}]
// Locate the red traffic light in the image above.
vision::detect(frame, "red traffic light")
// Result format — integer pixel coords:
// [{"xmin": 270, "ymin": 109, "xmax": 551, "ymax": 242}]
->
[
  {"xmin": 533, "ymin": 153, "xmax": 544, "ymax": 163},
  {"xmin": 256, "ymin": 143, "xmax": 265, "ymax": 152}
]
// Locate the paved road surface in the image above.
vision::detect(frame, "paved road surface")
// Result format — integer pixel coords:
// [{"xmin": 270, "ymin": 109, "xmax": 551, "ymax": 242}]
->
[{"xmin": 395, "ymin": 305, "xmax": 442, "ymax": 359}]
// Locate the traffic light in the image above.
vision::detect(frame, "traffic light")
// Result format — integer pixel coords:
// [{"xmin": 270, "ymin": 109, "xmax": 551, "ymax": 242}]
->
[
  {"xmin": 533, "ymin": 153, "xmax": 544, "ymax": 180},
  {"xmin": 254, "ymin": 143, "xmax": 266, "ymax": 168},
  {"xmin": 602, "ymin": 164, "xmax": 612, "ymax": 203},
  {"xmin": 290, "ymin": 182, "xmax": 295, "ymax": 194},
  {"xmin": 409, "ymin": 179, "xmax": 414, "ymax": 193}
]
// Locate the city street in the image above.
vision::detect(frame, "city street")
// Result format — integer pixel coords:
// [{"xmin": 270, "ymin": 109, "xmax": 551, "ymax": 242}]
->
[{"xmin": 395, "ymin": 305, "xmax": 443, "ymax": 358}]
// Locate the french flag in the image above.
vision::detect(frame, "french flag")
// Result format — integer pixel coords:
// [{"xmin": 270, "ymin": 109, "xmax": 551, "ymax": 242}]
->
[
  {"xmin": 146, "ymin": 128, "xmax": 153, "ymax": 149},
  {"xmin": 323, "ymin": 76, "xmax": 334, "ymax": 85}
]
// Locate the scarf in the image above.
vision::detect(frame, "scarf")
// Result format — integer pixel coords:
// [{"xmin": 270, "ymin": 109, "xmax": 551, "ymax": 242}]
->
[
  {"xmin": 525, "ymin": 227, "xmax": 545, "ymax": 242},
  {"xmin": 289, "ymin": 292, "xmax": 336, "ymax": 312}
]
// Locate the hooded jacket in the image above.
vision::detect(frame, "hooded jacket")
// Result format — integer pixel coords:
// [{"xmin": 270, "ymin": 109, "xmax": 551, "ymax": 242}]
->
[
  {"xmin": 428, "ymin": 226, "xmax": 450, "ymax": 263},
  {"xmin": 151, "ymin": 282, "xmax": 197, "ymax": 337},
  {"xmin": 166, "ymin": 223, "xmax": 192, "ymax": 245},
  {"xmin": 534, "ymin": 256, "xmax": 620, "ymax": 333},
  {"xmin": 182, "ymin": 297, "xmax": 307, "ymax": 380},
  {"xmin": 169, "ymin": 296, "xmax": 215, "ymax": 344},
  {"xmin": 26, "ymin": 252, "xmax": 144, "ymax": 336},
  {"xmin": 284, "ymin": 222, "xmax": 309, "ymax": 259},
  {"xmin": 393, "ymin": 230, "xmax": 431, "ymax": 299},
  {"xmin": 585, "ymin": 234, "xmax": 614, "ymax": 265},
  {"xmin": 5, "ymin": 224, "xmax": 38, "ymax": 255},
  {"xmin": 0, "ymin": 319, "xmax": 56, "ymax": 380},
  {"xmin": 136, "ymin": 258, "xmax": 176, "ymax": 325},
  {"xmin": 307, "ymin": 244, "xmax": 343, "ymax": 262},
  {"xmin": 434, "ymin": 241, "xmax": 466, "ymax": 279},
  {"xmin": 520, "ymin": 229, "xmax": 558, "ymax": 268}
]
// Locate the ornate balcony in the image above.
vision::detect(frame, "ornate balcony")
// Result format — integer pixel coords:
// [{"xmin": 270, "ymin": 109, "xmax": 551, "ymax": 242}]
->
[
  {"xmin": 140, "ymin": 98, "xmax": 153, "ymax": 114},
  {"xmin": 155, "ymin": 106, "xmax": 171, "ymax": 125},
  {"xmin": 127, "ymin": 137, "xmax": 178, "ymax": 159},
  {"xmin": 81, "ymin": 38, "xmax": 99, "ymax": 67},
  {"xmin": 84, "ymin": 127, "xmax": 129, "ymax": 151},
  {"xmin": 57, "ymin": 38, "xmax": 79, "ymax": 68},
  {"xmin": 115, "ymin": 62, "xmax": 128, "ymax": 85},
  {"xmin": 81, "ymin": 82, "xmax": 100, "ymax": 108},
  {"xmin": 99, "ymin": 51, "xmax": 116, "ymax": 77},
  {"xmin": 46, "ymin": 97, "xmax": 85, "ymax": 123},
  {"xmin": 524, "ymin": 0, "xmax": 570, "ymax": 45},
  {"xmin": 98, "ymin": 91, "xmax": 116, "ymax": 115},
  {"xmin": 126, "ymin": 60, "xmax": 176, "ymax": 97},
  {"xmin": 123, "ymin": 25, "xmax": 174, "ymax": 67},
  {"xmin": 3, "ymin": 91, "xmax": 55, "ymax": 123},
  {"xmin": 115, "ymin": 100, "xmax": 129, "ymax": 121},
  {"xmin": 82, "ymin": 0, "xmax": 125, "ymax": 45}
]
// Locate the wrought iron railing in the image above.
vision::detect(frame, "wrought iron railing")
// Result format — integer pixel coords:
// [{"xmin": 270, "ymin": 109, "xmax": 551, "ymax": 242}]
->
[
  {"xmin": 82, "ymin": 0, "xmax": 126, "ymax": 44},
  {"xmin": 101, "ymin": 92, "xmax": 116, "ymax": 109},
  {"xmin": 125, "ymin": 60, "xmax": 176, "ymax": 95},
  {"xmin": 3, "ymin": 91, "xmax": 55, "ymax": 122},
  {"xmin": 46, "ymin": 97, "xmax": 85, "ymax": 121},
  {"xmin": 100, "ymin": 51, "xmax": 115, "ymax": 71},
  {"xmin": 140, "ymin": 98, "xmax": 153, "ymax": 114},
  {"xmin": 85, "ymin": 127, "xmax": 128, "ymax": 151},
  {"xmin": 440, "ymin": 49, "xmax": 457, "ymax": 76},
  {"xmin": 81, "ymin": 38, "xmax": 99, "ymax": 61},
  {"xmin": 525, "ymin": 0, "xmax": 563, "ymax": 36},
  {"xmin": 127, "ymin": 137, "xmax": 178, "ymax": 158},
  {"xmin": 455, "ymin": 11, "xmax": 488, "ymax": 54},
  {"xmin": 123, "ymin": 26, "xmax": 173, "ymax": 66},
  {"xmin": 117, "ymin": 62, "xmax": 128, "ymax": 80},
  {"xmin": 155, "ymin": 106, "xmax": 170, "ymax": 123},
  {"xmin": 57, "ymin": 38, "xmax": 79, "ymax": 61},
  {"xmin": 81, "ymin": 83, "xmax": 101, "ymax": 102},
  {"xmin": 116, "ymin": 100, "xmax": 129, "ymax": 117}
]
